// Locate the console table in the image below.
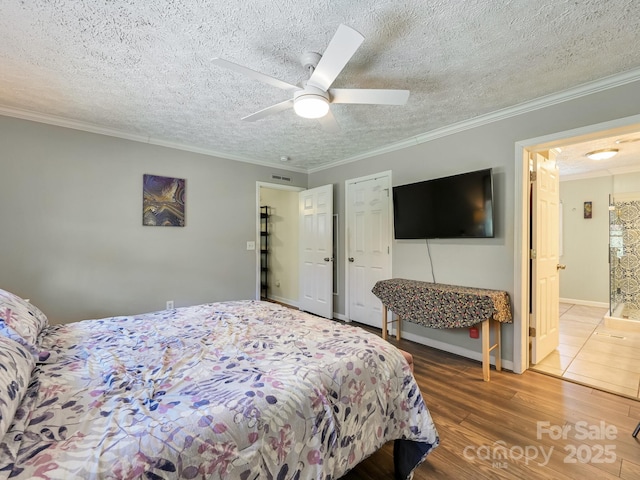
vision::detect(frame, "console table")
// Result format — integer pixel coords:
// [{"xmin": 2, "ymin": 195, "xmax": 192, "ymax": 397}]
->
[{"xmin": 371, "ymin": 278, "xmax": 512, "ymax": 381}]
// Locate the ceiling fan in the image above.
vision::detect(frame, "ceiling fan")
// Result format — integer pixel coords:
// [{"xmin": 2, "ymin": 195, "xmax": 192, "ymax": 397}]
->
[{"xmin": 212, "ymin": 24, "xmax": 410, "ymax": 132}]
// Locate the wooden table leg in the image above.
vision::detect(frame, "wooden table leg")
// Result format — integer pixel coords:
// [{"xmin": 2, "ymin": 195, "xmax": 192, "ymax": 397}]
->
[
  {"xmin": 494, "ymin": 318, "xmax": 501, "ymax": 372},
  {"xmin": 481, "ymin": 318, "xmax": 502, "ymax": 381},
  {"xmin": 481, "ymin": 319, "xmax": 490, "ymax": 381},
  {"xmin": 396, "ymin": 315, "xmax": 401, "ymax": 341},
  {"xmin": 382, "ymin": 305, "xmax": 388, "ymax": 340}
]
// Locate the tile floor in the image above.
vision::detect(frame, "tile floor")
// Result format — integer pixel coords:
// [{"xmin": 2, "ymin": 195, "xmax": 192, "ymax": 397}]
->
[{"xmin": 530, "ymin": 302, "xmax": 640, "ymax": 399}]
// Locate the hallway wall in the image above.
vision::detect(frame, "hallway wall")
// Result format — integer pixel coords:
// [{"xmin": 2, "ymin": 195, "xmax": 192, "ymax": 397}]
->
[
  {"xmin": 559, "ymin": 176, "xmax": 611, "ymax": 304},
  {"xmin": 560, "ymin": 172, "xmax": 640, "ymax": 306}
]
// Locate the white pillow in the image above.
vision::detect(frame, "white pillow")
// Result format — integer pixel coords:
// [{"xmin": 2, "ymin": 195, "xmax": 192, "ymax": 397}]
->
[
  {"xmin": 0, "ymin": 335, "xmax": 35, "ymax": 439},
  {"xmin": 0, "ymin": 288, "xmax": 48, "ymax": 350}
]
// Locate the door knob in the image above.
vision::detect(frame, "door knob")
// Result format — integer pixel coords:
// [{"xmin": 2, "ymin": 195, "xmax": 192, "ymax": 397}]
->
[
  {"xmin": 324, "ymin": 257, "xmax": 333, "ymax": 262},
  {"xmin": 348, "ymin": 257, "xmax": 354, "ymax": 262},
  {"xmin": 557, "ymin": 264, "xmax": 566, "ymax": 270}
]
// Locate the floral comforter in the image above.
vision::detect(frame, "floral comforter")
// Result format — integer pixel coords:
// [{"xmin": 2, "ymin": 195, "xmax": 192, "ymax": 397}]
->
[{"xmin": 0, "ymin": 300, "xmax": 438, "ymax": 479}]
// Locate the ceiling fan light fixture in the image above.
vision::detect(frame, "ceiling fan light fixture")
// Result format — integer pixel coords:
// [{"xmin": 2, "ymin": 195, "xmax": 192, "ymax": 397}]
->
[
  {"xmin": 294, "ymin": 93, "xmax": 330, "ymax": 119},
  {"xmin": 585, "ymin": 148, "xmax": 619, "ymax": 161},
  {"xmin": 214, "ymin": 25, "xmax": 407, "ymax": 129}
]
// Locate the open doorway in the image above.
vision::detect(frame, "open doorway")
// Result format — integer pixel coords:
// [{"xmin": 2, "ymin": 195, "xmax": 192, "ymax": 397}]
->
[
  {"xmin": 256, "ymin": 182, "xmax": 304, "ymax": 307},
  {"xmin": 256, "ymin": 182, "xmax": 336, "ymax": 318},
  {"xmin": 516, "ymin": 114, "xmax": 640, "ymax": 399}
]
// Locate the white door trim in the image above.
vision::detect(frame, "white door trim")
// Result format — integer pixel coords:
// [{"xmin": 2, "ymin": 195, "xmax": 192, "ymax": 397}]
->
[
  {"xmin": 344, "ymin": 170, "xmax": 393, "ymax": 321},
  {"xmin": 255, "ymin": 182, "xmax": 305, "ymax": 301},
  {"xmin": 513, "ymin": 113, "xmax": 640, "ymax": 374}
]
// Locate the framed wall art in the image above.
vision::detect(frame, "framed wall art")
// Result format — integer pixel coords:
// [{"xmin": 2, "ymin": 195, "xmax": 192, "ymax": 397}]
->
[{"xmin": 142, "ymin": 174, "xmax": 185, "ymax": 226}]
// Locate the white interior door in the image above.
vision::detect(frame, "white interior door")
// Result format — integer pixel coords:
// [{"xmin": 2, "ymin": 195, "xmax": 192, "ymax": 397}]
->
[
  {"xmin": 299, "ymin": 184, "xmax": 333, "ymax": 318},
  {"xmin": 346, "ymin": 173, "xmax": 392, "ymax": 328},
  {"xmin": 531, "ymin": 151, "xmax": 561, "ymax": 364}
]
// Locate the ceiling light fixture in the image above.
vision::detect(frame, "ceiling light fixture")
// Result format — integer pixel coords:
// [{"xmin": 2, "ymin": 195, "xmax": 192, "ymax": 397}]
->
[
  {"xmin": 293, "ymin": 87, "xmax": 330, "ymax": 119},
  {"xmin": 585, "ymin": 148, "xmax": 619, "ymax": 161}
]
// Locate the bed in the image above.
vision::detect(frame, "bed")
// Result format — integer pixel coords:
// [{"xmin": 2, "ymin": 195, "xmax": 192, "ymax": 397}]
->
[{"xmin": 0, "ymin": 288, "xmax": 439, "ymax": 479}]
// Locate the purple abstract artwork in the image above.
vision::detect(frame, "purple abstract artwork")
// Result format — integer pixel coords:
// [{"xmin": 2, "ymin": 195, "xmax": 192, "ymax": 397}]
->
[{"xmin": 143, "ymin": 174, "xmax": 185, "ymax": 226}]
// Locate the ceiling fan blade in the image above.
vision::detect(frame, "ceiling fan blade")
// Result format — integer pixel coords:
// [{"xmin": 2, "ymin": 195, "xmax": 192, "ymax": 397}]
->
[
  {"xmin": 242, "ymin": 99, "xmax": 294, "ymax": 121},
  {"xmin": 307, "ymin": 24, "xmax": 364, "ymax": 91},
  {"xmin": 212, "ymin": 58, "xmax": 300, "ymax": 91},
  {"xmin": 318, "ymin": 108, "xmax": 340, "ymax": 133},
  {"xmin": 329, "ymin": 88, "xmax": 410, "ymax": 105}
]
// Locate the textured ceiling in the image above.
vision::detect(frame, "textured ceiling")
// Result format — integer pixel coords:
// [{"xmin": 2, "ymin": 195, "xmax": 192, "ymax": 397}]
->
[
  {"xmin": 1, "ymin": 1, "xmax": 640, "ymax": 172},
  {"xmin": 556, "ymin": 131, "xmax": 640, "ymax": 180}
]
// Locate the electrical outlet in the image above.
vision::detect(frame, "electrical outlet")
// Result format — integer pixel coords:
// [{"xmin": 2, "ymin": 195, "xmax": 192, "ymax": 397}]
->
[
  {"xmin": 166, "ymin": 300, "xmax": 174, "ymax": 309},
  {"xmin": 246, "ymin": 241, "xmax": 256, "ymax": 250}
]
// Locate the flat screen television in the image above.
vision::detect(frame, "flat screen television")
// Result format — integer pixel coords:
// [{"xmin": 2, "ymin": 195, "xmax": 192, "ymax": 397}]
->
[{"xmin": 392, "ymin": 168, "xmax": 494, "ymax": 239}]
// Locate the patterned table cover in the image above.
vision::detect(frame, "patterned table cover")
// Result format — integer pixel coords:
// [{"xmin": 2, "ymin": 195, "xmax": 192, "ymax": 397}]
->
[{"xmin": 372, "ymin": 278, "xmax": 512, "ymax": 329}]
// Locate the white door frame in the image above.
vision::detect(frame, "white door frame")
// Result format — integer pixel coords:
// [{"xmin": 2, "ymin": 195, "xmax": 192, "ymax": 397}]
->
[
  {"xmin": 255, "ymin": 182, "xmax": 305, "ymax": 301},
  {"xmin": 513, "ymin": 113, "xmax": 640, "ymax": 374},
  {"xmin": 344, "ymin": 170, "xmax": 393, "ymax": 321}
]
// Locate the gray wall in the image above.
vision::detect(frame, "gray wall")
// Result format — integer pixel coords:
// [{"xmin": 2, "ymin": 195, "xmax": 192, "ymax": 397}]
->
[
  {"xmin": 559, "ymin": 176, "xmax": 611, "ymax": 304},
  {"xmin": 0, "ymin": 116, "xmax": 306, "ymax": 324},
  {"xmin": 310, "ymin": 79, "xmax": 640, "ymax": 364}
]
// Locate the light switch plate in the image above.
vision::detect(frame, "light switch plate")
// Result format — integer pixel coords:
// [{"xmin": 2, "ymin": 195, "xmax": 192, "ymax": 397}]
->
[{"xmin": 246, "ymin": 241, "xmax": 256, "ymax": 250}]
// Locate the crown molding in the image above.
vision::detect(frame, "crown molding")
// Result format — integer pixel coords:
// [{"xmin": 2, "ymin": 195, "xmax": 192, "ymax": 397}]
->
[
  {"xmin": 310, "ymin": 67, "xmax": 640, "ymax": 174},
  {"xmin": 0, "ymin": 105, "xmax": 308, "ymax": 174},
  {"xmin": 147, "ymin": 136, "xmax": 308, "ymax": 173},
  {"xmin": 2, "ymin": 66, "xmax": 640, "ymax": 176},
  {"xmin": 307, "ymin": 136, "xmax": 419, "ymax": 174},
  {"xmin": 0, "ymin": 105, "xmax": 150, "ymax": 143}
]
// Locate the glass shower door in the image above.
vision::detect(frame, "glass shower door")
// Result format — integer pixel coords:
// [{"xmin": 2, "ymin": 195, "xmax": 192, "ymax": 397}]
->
[{"xmin": 609, "ymin": 194, "xmax": 623, "ymax": 316}]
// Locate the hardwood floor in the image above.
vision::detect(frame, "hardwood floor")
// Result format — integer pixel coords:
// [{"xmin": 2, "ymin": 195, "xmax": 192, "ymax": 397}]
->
[{"xmin": 341, "ymin": 323, "xmax": 640, "ymax": 480}]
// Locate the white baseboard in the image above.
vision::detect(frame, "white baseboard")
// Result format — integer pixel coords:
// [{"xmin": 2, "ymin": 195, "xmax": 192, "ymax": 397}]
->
[
  {"xmin": 333, "ymin": 312, "xmax": 348, "ymax": 321},
  {"xmin": 266, "ymin": 294, "xmax": 299, "ymax": 309},
  {"xmin": 270, "ymin": 299, "xmax": 349, "ymax": 322},
  {"xmin": 266, "ymin": 297, "xmax": 352, "ymax": 323},
  {"xmin": 265, "ymin": 298, "xmax": 352, "ymax": 326},
  {"xmin": 560, "ymin": 297, "xmax": 608, "ymax": 309},
  {"xmin": 399, "ymin": 330, "xmax": 515, "ymax": 372}
]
